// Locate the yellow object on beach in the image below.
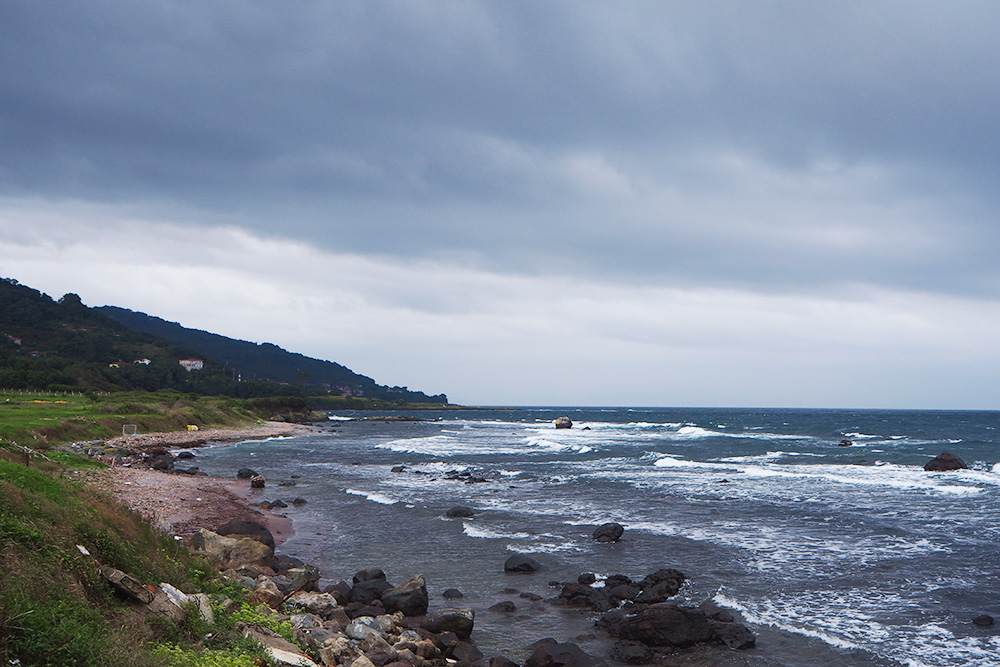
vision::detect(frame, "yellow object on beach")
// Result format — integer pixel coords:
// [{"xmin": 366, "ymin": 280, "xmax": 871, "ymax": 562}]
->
[{"xmin": 186, "ymin": 424, "xmax": 199, "ymax": 431}]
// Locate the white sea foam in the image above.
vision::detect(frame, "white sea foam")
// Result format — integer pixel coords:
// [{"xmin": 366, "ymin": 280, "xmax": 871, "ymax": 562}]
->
[
  {"xmin": 713, "ymin": 593, "xmax": 862, "ymax": 650},
  {"xmin": 327, "ymin": 415, "xmax": 353, "ymax": 421},
  {"xmin": 345, "ymin": 488, "xmax": 397, "ymax": 505},
  {"xmin": 462, "ymin": 522, "xmax": 533, "ymax": 540}
]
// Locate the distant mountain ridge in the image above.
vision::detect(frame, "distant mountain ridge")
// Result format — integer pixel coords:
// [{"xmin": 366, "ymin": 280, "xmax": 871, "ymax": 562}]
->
[{"xmin": 97, "ymin": 306, "xmax": 446, "ymax": 404}]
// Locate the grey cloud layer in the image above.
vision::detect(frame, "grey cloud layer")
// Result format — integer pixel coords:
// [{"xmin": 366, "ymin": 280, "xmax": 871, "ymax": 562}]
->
[{"xmin": 2, "ymin": 1, "xmax": 998, "ymax": 293}]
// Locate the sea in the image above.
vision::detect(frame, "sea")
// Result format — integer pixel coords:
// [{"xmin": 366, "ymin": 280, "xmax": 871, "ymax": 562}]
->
[{"xmin": 189, "ymin": 407, "xmax": 1000, "ymax": 667}]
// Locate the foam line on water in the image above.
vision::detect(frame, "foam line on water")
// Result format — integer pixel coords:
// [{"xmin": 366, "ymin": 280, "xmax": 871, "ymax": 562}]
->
[{"xmin": 345, "ymin": 488, "xmax": 397, "ymax": 505}]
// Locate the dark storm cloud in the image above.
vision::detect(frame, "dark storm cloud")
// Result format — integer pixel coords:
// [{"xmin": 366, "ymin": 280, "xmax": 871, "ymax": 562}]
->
[{"xmin": 2, "ymin": 1, "xmax": 999, "ymax": 293}]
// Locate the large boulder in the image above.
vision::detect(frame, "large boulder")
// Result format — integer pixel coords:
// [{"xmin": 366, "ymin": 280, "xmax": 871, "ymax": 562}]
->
[
  {"xmin": 613, "ymin": 603, "xmax": 713, "ymax": 647},
  {"xmin": 593, "ymin": 522, "xmax": 624, "ymax": 543},
  {"xmin": 524, "ymin": 640, "xmax": 607, "ymax": 667},
  {"xmin": 190, "ymin": 528, "xmax": 276, "ymax": 570},
  {"xmin": 216, "ymin": 519, "xmax": 276, "ymax": 550},
  {"xmin": 381, "ymin": 574, "xmax": 429, "ymax": 616},
  {"xmin": 421, "ymin": 608, "xmax": 475, "ymax": 640},
  {"xmin": 554, "ymin": 416, "xmax": 573, "ymax": 429},
  {"xmin": 924, "ymin": 451, "xmax": 967, "ymax": 472},
  {"xmin": 505, "ymin": 554, "xmax": 541, "ymax": 573},
  {"xmin": 237, "ymin": 468, "xmax": 258, "ymax": 479}
]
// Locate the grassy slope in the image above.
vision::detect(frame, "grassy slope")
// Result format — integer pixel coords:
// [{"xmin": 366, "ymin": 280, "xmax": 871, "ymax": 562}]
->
[
  {"xmin": 0, "ymin": 436, "xmax": 301, "ymax": 666},
  {"xmin": 0, "ymin": 452, "xmax": 217, "ymax": 665}
]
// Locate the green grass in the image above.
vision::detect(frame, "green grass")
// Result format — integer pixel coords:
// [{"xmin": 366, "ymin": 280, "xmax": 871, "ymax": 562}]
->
[{"xmin": 0, "ymin": 390, "xmax": 261, "ymax": 449}]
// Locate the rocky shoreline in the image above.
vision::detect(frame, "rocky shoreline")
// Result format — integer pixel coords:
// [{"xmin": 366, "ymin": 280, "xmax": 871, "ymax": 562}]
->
[{"xmin": 85, "ymin": 424, "xmax": 757, "ymax": 667}]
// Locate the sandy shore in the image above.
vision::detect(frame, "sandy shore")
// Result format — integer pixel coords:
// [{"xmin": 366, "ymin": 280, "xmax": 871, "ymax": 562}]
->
[{"xmin": 89, "ymin": 422, "xmax": 315, "ymax": 546}]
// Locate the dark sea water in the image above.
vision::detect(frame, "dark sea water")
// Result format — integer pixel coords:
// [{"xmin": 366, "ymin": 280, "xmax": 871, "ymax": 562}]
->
[{"xmin": 190, "ymin": 408, "xmax": 1000, "ymax": 667}]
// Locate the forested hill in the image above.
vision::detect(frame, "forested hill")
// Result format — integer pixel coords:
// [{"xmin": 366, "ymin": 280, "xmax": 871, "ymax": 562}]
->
[{"xmin": 97, "ymin": 306, "xmax": 447, "ymax": 404}]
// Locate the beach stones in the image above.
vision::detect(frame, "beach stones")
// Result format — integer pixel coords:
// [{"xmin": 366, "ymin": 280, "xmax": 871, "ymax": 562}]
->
[
  {"xmin": 593, "ymin": 522, "xmax": 624, "ymax": 543},
  {"xmin": 421, "ymin": 608, "xmax": 475, "ymax": 639},
  {"xmin": 190, "ymin": 528, "xmax": 276, "ymax": 570},
  {"xmin": 505, "ymin": 554, "xmax": 542, "ymax": 573},
  {"xmin": 924, "ymin": 451, "xmax": 967, "ymax": 471},
  {"xmin": 381, "ymin": 574, "xmax": 429, "ymax": 616},
  {"xmin": 216, "ymin": 519, "xmax": 275, "ymax": 550},
  {"xmin": 554, "ymin": 416, "xmax": 573, "ymax": 429},
  {"xmin": 250, "ymin": 474, "xmax": 266, "ymax": 488}
]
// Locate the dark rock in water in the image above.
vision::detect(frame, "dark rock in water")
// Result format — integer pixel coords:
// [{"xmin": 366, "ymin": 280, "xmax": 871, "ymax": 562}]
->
[
  {"xmin": 557, "ymin": 583, "xmax": 613, "ymax": 612},
  {"xmin": 505, "ymin": 554, "xmax": 542, "ymax": 573},
  {"xmin": 839, "ymin": 439, "xmax": 853, "ymax": 447},
  {"xmin": 270, "ymin": 499, "xmax": 288, "ymax": 508},
  {"xmin": 278, "ymin": 480, "xmax": 297, "ymax": 487},
  {"xmin": 520, "ymin": 592, "xmax": 543, "ymax": 601},
  {"xmin": 593, "ymin": 522, "xmax": 624, "ymax": 543},
  {"xmin": 445, "ymin": 506, "xmax": 476, "ymax": 518},
  {"xmin": 554, "ymin": 416, "xmax": 573, "ymax": 429},
  {"xmin": 609, "ymin": 640, "xmax": 653, "ymax": 665},
  {"xmin": 698, "ymin": 600, "xmax": 734, "ymax": 623},
  {"xmin": 605, "ymin": 574, "xmax": 634, "ymax": 588},
  {"xmin": 924, "ymin": 451, "xmax": 968, "ymax": 471},
  {"xmin": 237, "ymin": 468, "xmax": 258, "ymax": 479},
  {"xmin": 291, "ymin": 497, "xmax": 307, "ymax": 506},
  {"xmin": 391, "ymin": 465, "xmax": 407, "ymax": 473},
  {"xmin": 489, "ymin": 601, "xmax": 517, "ymax": 613},
  {"xmin": 614, "ymin": 603, "xmax": 713, "ymax": 647},
  {"xmin": 422, "ymin": 608, "xmax": 475, "ymax": 639},
  {"xmin": 250, "ymin": 475, "xmax": 266, "ymax": 488},
  {"xmin": 381, "ymin": 574, "xmax": 429, "ymax": 616},
  {"xmin": 216, "ymin": 519, "xmax": 276, "ymax": 550},
  {"xmin": 176, "ymin": 450, "xmax": 195, "ymax": 459},
  {"xmin": 448, "ymin": 641, "xmax": 484, "ymax": 664},
  {"xmin": 974, "ymin": 614, "xmax": 995, "ymax": 627},
  {"xmin": 490, "ymin": 657, "xmax": 519, "ymax": 667},
  {"xmin": 578, "ymin": 573, "xmax": 597, "ymax": 585},
  {"xmin": 525, "ymin": 639, "xmax": 607, "ymax": 667},
  {"xmin": 172, "ymin": 466, "xmax": 200, "ymax": 475},
  {"xmin": 637, "ymin": 569, "xmax": 686, "ymax": 601},
  {"xmin": 710, "ymin": 620, "xmax": 756, "ymax": 649},
  {"xmin": 442, "ymin": 588, "xmax": 464, "ymax": 600}
]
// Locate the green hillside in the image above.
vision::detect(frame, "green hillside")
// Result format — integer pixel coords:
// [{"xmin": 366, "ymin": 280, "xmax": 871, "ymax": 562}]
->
[
  {"xmin": 0, "ymin": 277, "xmax": 447, "ymax": 404},
  {"xmin": 97, "ymin": 306, "xmax": 447, "ymax": 404}
]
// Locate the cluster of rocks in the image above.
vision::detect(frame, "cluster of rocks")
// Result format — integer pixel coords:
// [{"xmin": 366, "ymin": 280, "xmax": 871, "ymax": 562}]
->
[
  {"xmin": 390, "ymin": 465, "xmax": 490, "ymax": 485},
  {"xmin": 548, "ymin": 569, "xmax": 755, "ymax": 660}
]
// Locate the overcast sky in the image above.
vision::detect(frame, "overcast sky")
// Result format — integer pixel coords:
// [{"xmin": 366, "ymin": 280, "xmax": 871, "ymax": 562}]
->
[{"xmin": 2, "ymin": 1, "xmax": 999, "ymax": 408}]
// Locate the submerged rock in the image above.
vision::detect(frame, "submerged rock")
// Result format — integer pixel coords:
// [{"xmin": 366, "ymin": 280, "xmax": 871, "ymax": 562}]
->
[
  {"xmin": 505, "ymin": 554, "xmax": 542, "ymax": 573},
  {"xmin": 593, "ymin": 522, "xmax": 624, "ymax": 543}
]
